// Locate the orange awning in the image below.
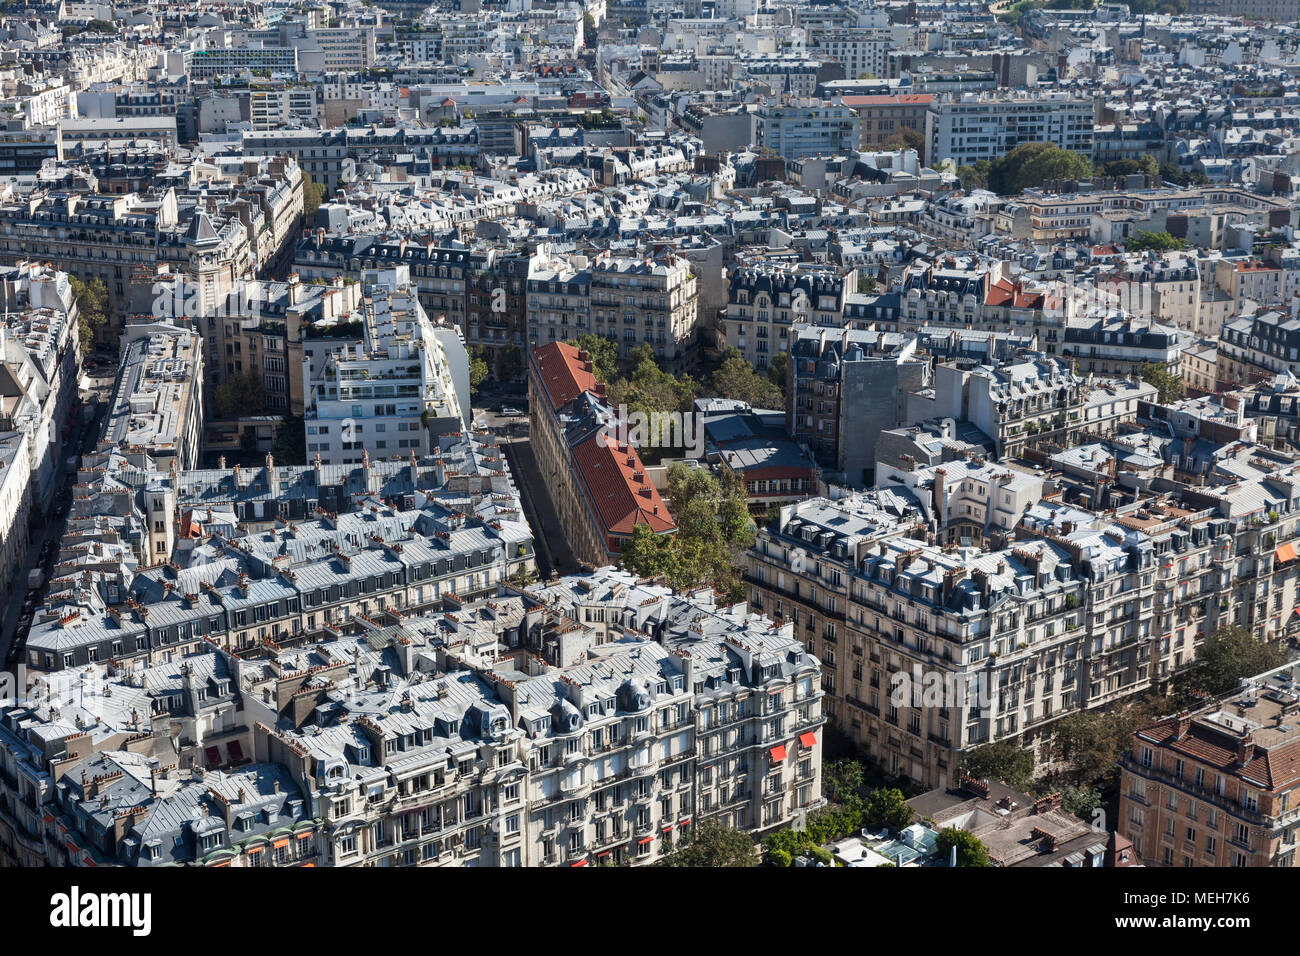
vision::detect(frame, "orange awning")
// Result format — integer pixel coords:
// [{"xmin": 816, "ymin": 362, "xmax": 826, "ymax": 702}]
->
[
  {"xmin": 799, "ymin": 732, "xmax": 817, "ymax": 749},
  {"xmin": 637, "ymin": 836, "xmax": 654, "ymax": 845},
  {"xmin": 1277, "ymin": 543, "xmax": 1296, "ymax": 563},
  {"xmin": 769, "ymin": 745, "xmax": 786, "ymax": 763},
  {"xmin": 272, "ymin": 838, "xmax": 289, "ymax": 849},
  {"xmin": 210, "ymin": 861, "xmax": 230, "ymax": 868},
  {"xmin": 247, "ymin": 846, "xmax": 264, "ymax": 855},
  {"xmin": 571, "ymin": 859, "xmax": 587, "ymax": 867}
]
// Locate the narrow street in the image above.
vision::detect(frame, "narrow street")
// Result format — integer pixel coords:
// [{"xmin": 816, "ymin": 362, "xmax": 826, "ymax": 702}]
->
[
  {"xmin": 501, "ymin": 435, "xmax": 579, "ymax": 579},
  {"xmin": 1, "ymin": 363, "xmax": 112, "ymax": 668}
]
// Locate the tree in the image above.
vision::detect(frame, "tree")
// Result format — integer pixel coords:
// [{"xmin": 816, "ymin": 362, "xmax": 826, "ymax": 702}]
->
[
  {"xmin": 497, "ymin": 342, "xmax": 524, "ymax": 383},
  {"xmin": 1102, "ymin": 156, "xmax": 1158, "ymax": 179},
  {"xmin": 622, "ymin": 463, "xmax": 754, "ymax": 599},
  {"xmin": 301, "ymin": 178, "xmax": 327, "ymax": 223},
  {"xmin": 1052, "ymin": 708, "xmax": 1135, "ymax": 788},
  {"xmin": 569, "ymin": 333, "xmax": 619, "ymax": 383},
  {"xmin": 711, "ymin": 348, "xmax": 784, "ymax": 409},
  {"xmin": 270, "ymin": 414, "xmax": 306, "ymax": 465},
  {"xmin": 958, "ymin": 741, "xmax": 1035, "ymax": 791},
  {"xmin": 1061, "ymin": 785, "xmax": 1102, "ymax": 822},
  {"xmin": 957, "ymin": 159, "xmax": 991, "ymax": 191},
  {"xmin": 1126, "ymin": 229, "xmax": 1186, "ymax": 252},
  {"xmin": 823, "ymin": 758, "xmax": 865, "ymax": 804},
  {"xmin": 469, "ymin": 347, "xmax": 490, "ymax": 394},
  {"xmin": 70, "ymin": 276, "xmax": 108, "ymax": 352},
  {"xmin": 987, "ymin": 142, "xmax": 1092, "ymax": 195},
  {"xmin": 1180, "ymin": 626, "xmax": 1286, "ymax": 699},
  {"xmin": 766, "ymin": 351, "xmax": 791, "ymax": 398},
  {"xmin": 857, "ymin": 273, "xmax": 878, "ymax": 294},
  {"xmin": 657, "ymin": 822, "xmax": 758, "ymax": 867},
  {"xmin": 1138, "ymin": 361, "xmax": 1186, "ymax": 404},
  {"xmin": 863, "ymin": 787, "xmax": 914, "ymax": 832},
  {"xmin": 881, "ymin": 126, "xmax": 925, "ymax": 154},
  {"xmin": 213, "ymin": 369, "xmax": 266, "ymax": 419},
  {"xmin": 937, "ymin": 827, "xmax": 991, "ymax": 867}
]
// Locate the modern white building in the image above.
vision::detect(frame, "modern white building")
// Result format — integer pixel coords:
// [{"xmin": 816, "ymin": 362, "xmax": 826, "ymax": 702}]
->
[{"xmin": 306, "ymin": 269, "xmax": 470, "ymax": 466}]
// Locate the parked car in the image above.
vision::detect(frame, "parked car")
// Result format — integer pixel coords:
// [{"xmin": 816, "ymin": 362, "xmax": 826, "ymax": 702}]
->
[{"xmin": 501, "ymin": 406, "xmax": 523, "ymax": 417}]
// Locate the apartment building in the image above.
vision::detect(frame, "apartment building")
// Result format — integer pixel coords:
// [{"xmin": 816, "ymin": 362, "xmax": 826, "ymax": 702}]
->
[
  {"xmin": 2, "ymin": 567, "xmax": 824, "ymax": 867},
  {"xmin": 842, "ymin": 94, "xmax": 934, "ymax": 150},
  {"xmin": 744, "ymin": 492, "xmax": 1237, "ymax": 789},
  {"xmin": 248, "ymin": 87, "xmax": 320, "ymax": 130},
  {"xmin": 924, "ymin": 359, "xmax": 1085, "ymax": 460},
  {"xmin": 102, "ymin": 320, "xmax": 206, "ymax": 474},
  {"xmin": 23, "ymin": 430, "xmax": 536, "ymax": 672},
  {"xmin": 726, "ymin": 264, "xmax": 856, "ymax": 370},
  {"xmin": 0, "ymin": 261, "xmax": 81, "ymax": 513},
  {"xmin": 925, "ymin": 92, "xmax": 1095, "ymax": 168},
  {"xmin": 0, "ymin": 660, "xmax": 322, "ymax": 867},
  {"xmin": 526, "ymin": 248, "xmax": 593, "ymax": 349},
  {"xmin": 753, "ymin": 101, "xmax": 861, "ymax": 162},
  {"xmin": 528, "ymin": 341, "xmax": 675, "ymax": 567},
  {"xmin": 788, "ymin": 325, "xmax": 928, "ymax": 484},
  {"xmin": 1063, "ymin": 313, "xmax": 1185, "ymax": 379},
  {"xmin": 0, "ymin": 431, "xmax": 31, "ymax": 618},
  {"xmin": 588, "ymin": 253, "xmax": 699, "ymax": 373},
  {"xmin": 305, "ymin": 278, "xmax": 470, "ymax": 466},
  {"xmin": 1118, "ymin": 659, "xmax": 1300, "ymax": 868}
]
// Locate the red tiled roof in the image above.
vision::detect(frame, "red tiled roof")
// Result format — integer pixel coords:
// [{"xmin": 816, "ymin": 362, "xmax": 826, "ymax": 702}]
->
[
  {"xmin": 985, "ymin": 277, "xmax": 1046, "ymax": 310},
  {"xmin": 532, "ymin": 341, "xmax": 599, "ymax": 410},
  {"xmin": 571, "ymin": 431, "xmax": 676, "ymax": 538},
  {"xmin": 841, "ymin": 94, "xmax": 933, "ymax": 107}
]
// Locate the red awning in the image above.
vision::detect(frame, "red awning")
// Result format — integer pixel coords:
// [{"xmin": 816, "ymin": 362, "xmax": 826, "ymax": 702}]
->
[
  {"xmin": 769, "ymin": 744, "xmax": 786, "ymax": 763},
  {"xmin": 65, "ymin": 841, "xmax": 77, "ymax": 854},
  {"xmin": 679, "ymin": 818, "xmax": 691, "ymax": 827},
  {"xmin": 210, "ymin": 860, "xmax": 230, "ymax": 868},
  {"xmin": 799, "ymin": 731, "xmax": 817, "ymax": 749},
  {"xmin": 571, "ymin": 859, "xmax": 587, "ymax": 867},
  {"xmin": 638, "ymin": 836, "xmax": 654, "ymax": 845},
  {"xmin": 597, "ymin": 850, "xmax": 610, "ymax": 857},
  {"xmin": 662, "ymin": 825, "xmax": 674, "ymax": 832}
]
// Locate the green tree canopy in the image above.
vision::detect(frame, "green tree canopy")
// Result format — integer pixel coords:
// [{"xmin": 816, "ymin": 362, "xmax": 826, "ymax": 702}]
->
[
  {"xmin": 657, "ymin": 822, "xmax": 758, "ymax": 867},
  {"xmin": 302, "ymin": 178, "xmax": 327, "ymax": 223},
  {"xmin": 882, "ymin": 126, "xmax": 925, "ymax": 154},
  {"xmin": 70, "ymin": 276, "xmax": 108, "ymax": 352},
  {"xmin": 766, "ymin": 350, "xmax": 791, "ymax": 398},
  {"xmin": 711, "ymin": 348, "xmax": 783, "ymax": 409},
  {"xmin": 958, "ymin": 741, "xmax": 1035, "ymax": 791},
  {"xmin": 1179, "ymin": 625, "xmax": 1286, "ymax": 699},
  {"xmin": 620, "ymin": 463, "xmax": 753, "ymax": 600},
  {"xmin": 469, "ymin": 347, "xmax": 490, "ymax": 394},
  {"xmin": 213, "ymin": 369, "xmax": 266, "ymax": 419},
  {"xmin": 937, "ymin": 827, "xmax": 991, "ymax": 867},
  {"xmin": 863, "ymin": 787, "xmax": 914, "ymax": 832},
  {"xmin": 1126, "ymin": 229, "xmax": 1186, "ymax": 252},
  {"xmin": 957, "ymin": 159, "xmax": 991, "ymax": 191},
  {"xmin": 569, "ymin": 333, "xmax": 618, "ymax": 382},
  {"xmin": 987, "ymin": 142, "xmax": 1092, "ymax": 195},
  {"xmin": 1138, "ymin": 361, "xmax": 1187, "ymax": 404},
  {"xmin": 270, "ymin": 414, "xmax": 306, "ymax": 466}
]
